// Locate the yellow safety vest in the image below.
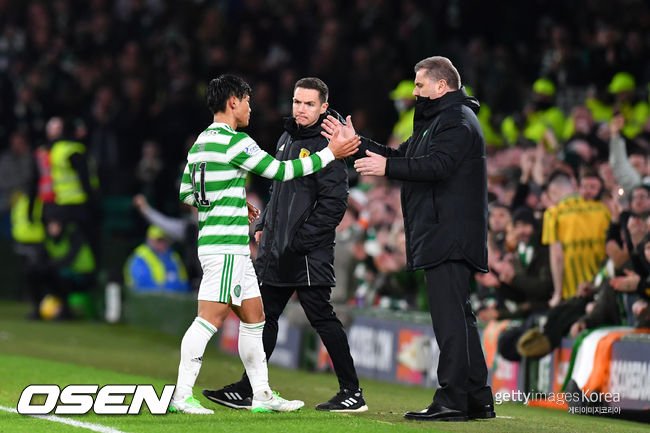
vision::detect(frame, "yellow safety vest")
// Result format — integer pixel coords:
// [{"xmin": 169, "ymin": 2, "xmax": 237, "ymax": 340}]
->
[
  {"xmin": 50, "ymin": 140, "xmax": 88, "ymax": 205},
  {"xmin": 45, "ymin": 227, "xmax": 95, "ymax": 274},
  {"xmin": 10, "ymin": 193, "xmax": 45, "ymax": 244},
  {"xmin": 124, "ymin": 244, "xmax": 188, "ymax": 288},
  {"xmin": 392, "ymin": 108, "xmax": 415, "ymax": 143}
]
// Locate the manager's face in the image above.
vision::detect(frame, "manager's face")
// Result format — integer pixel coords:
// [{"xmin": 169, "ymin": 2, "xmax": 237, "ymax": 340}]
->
[
  {"xmin": 292, "ymin": 87, "xmax": 328, "ymax": 127},
  {"xmin": 413, "ymin": 69, "xmax": 447, "ymax": 100}
]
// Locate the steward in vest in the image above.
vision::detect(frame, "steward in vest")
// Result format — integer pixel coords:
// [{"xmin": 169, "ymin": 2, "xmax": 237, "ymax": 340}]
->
[
  {"xmin": 501, "ymin": 78, "xmax": 566, "ymax": 146},
  {"xmin": 11, "ymin": 192, "xmax": 50, "ymax": 319},
  {"xmin": 608, "ymin": 72, "xmax": 649, "ymax": 139},
  {"xmin": 35, "ymin": 117, "xmax": 100, "ymax": 258},
  {"xmin": 124, "ymin": 225, "xmax": 190, "ymax": 292},
  {"xmin": 44, "ymin": 218, "xmax": 97, "ymax": 319},
  {"xmin": 465, "ymin": 85, "xmax": 503, "ymax": 147},
  {"xmin": 389, "ymin": 80, "xmax": 416, "ymax": 145}
]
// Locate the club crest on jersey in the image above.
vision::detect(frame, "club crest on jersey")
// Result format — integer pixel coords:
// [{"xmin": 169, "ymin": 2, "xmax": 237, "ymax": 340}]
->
[
  {"xmin": 299, "ymin": 148, "xmax": 310, "ymax": 158},
  {"xmin": 234, "ymin": 285, "xmax": 241, "ymax": 296}
]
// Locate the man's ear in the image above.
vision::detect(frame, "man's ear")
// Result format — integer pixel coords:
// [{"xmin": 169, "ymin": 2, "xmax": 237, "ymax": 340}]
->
[
  {"xmin": 229, "ymin": 95, "xmax": 238, "ymax": 109},
  {"xmin": 320, "ymin": 102, "xmax": 329, "ymax": 115}
]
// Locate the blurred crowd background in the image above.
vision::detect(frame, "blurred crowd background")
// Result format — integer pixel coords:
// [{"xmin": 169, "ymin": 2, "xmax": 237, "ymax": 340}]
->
[{"xmin": 2, "ymin": 0, "xmax": 650, "ymax": 352}]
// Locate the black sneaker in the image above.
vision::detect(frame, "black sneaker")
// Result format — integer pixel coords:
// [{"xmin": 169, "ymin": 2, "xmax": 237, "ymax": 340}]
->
[
  {"xmin": 202, "ymin": 383, "xmax": 252, "ymax": 410},
  {"xmin": 315, "ymin": 388, "xmax": 368, "ymax": 412}
]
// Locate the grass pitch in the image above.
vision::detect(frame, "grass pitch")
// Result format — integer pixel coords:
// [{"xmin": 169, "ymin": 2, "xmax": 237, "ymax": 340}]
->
[{"xmin": 0, "ymin": 301, "xmax": 646, "ymax": 433}]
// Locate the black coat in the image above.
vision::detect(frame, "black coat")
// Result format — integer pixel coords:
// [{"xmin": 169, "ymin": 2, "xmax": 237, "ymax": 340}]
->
[
  {"xmin": 255, "ymin": 111, "xmax": 348, "ymax": 287},
  {"xmin": 361, "ymin": 87, "xmax": 488, "ymax": 272}
]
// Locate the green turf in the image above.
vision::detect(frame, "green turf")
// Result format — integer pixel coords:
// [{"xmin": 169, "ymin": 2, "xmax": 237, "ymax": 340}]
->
[{"xmin": 0, "ymin": 301, "xmax": 647, "ymax": 433}]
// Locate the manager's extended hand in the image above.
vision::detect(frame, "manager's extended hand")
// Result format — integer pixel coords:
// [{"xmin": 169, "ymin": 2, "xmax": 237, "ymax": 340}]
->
[
  {"xmin": 354, "ymin": 150, "xmax": 386, "ymax": 176},
  {"xmin": 321, "ymin": 115, "xmax": 357, "ymax": 140},
  {"xmin": 327, "ymin": 128, "xmax": 360, "ymax": 159}
]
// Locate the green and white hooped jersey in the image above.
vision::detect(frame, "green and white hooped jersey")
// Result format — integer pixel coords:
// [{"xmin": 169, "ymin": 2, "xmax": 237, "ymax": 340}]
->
[{"xmin": 179, "ymin": 122, "xmax": 335, "ymax": 257}]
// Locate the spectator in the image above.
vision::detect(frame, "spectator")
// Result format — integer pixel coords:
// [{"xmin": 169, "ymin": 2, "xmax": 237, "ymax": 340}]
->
[{"xmin": 123, "ymin": 225, "xmax": 190, "ymax": 293}]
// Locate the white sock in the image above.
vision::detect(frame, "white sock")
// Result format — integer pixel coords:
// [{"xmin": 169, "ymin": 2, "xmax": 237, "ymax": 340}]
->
[
  {"xmin": 173, "ymin": 317, "xmax": 216, "ymax": 401},
  {"xmin": 238, "ymin": 321, "xmax": 272, "ymax": 400}
]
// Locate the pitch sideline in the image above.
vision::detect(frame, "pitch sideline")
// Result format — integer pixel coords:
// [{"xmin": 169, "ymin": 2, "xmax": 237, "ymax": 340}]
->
[{"xmin": 0, "ymin": 405, "xmax": 128, "ymax": 433}]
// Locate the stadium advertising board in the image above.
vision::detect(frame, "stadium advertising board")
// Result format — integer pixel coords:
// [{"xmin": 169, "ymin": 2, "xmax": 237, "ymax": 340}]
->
[{"xmin": 609, "ymin": 339, "xmax": 650, "ymax": 410}]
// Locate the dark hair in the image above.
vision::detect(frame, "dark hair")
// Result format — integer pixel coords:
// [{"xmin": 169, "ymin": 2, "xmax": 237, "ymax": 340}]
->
[
  {"xmin": 206, "ymin": 74, "xmax": 251, "ymax": 114},
  {"xmin": 414, "ymin": 56, "xmax": 461, "ymax": 90},
  {"xmin": 295, "ymin": 77, "xmax": 329, "ymax": 103}
]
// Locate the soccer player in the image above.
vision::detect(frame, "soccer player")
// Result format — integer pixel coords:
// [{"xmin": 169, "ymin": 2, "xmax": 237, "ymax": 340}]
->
[
  {"xmin": 203, "ymin": 77, "xmax": 367, "ymax": 412},
  {"xmin": 168, "ymin": 74, "xmax": 359, "ymax": 414}
]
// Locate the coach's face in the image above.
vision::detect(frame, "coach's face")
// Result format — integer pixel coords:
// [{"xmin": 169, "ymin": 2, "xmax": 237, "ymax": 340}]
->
[
  {"xmin": 292, "ymin": 87, "xmax": 328, "ymax": 127},
  {"xmin": 234, "ymin": 94, "xmax": 251, "ymax": 128},
  {"xmin": 413, "ymin": 69, "xmax": 448, "ymax": 100}
]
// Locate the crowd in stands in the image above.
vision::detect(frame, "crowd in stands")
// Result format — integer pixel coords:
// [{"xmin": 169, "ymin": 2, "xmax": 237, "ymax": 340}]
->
[{"xmin": 1, "ymin": 0, "xmax": 650, "ymax": 351}]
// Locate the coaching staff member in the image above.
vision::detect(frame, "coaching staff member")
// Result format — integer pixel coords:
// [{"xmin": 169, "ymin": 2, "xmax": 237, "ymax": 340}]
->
[
  {"xmin": 323, "ymin": 57, "xmax": 494, "ymax": 421},
  {"xmin": 204, "ymin": 77, "xmax": 367, "ymax": 412}
]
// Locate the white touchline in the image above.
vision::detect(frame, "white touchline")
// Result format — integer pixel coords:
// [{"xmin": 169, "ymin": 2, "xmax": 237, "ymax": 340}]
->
[{"xmin": 0, "ymin": 405, "xmax": 129, "ymax": 433}]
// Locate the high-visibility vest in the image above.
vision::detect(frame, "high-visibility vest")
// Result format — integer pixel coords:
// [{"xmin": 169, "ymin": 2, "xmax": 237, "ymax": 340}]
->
[
  {"xmin": 392, "ymin": 108, "xmax": 415, "ymax": 143},
  {"xmin": 124, "ymin": 244, "xmax": 188, "ymax": 288},
  {"xmin": 11, "ymin": 193, "xmax": 45, "ymax": 244},
  {"xmin": 50, "ymin": 140, "xmax": 88, "ymax": 205},
  {"xmin": 45, "ymin": 226, "xmax": 95, "ymax": 274}
]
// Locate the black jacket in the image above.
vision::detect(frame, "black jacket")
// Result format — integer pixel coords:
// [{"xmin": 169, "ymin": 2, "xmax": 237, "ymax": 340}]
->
[
  {"xmin": 360, "ymin": 88, "xmax": 488, "ymax": 272},
  {"xmin": 255, "ymin": 111, "xmax": 348, "ymax": 287}
]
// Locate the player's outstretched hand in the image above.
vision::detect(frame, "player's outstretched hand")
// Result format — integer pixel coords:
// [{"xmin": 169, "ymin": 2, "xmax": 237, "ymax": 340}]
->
[
  {"xmin": 321, "ymin": 115, "xmax": 356, "ymax": 140},
  {"xmin": 328, "ymin": 128, "xmax": 360, "ymax": 159}
]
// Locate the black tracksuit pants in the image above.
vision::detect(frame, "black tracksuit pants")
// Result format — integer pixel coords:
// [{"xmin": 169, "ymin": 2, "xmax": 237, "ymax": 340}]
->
[
  {"xmin": 239, "ymin": 284, "xmax": 359, "ymax": 393},
  {"xmin": 425, "ymin": 261, "xmax": 493, "ymax": 411}
]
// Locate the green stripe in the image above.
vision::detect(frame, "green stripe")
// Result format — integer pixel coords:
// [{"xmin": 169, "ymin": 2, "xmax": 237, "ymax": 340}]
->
[
  {"xmin": 199, "ymin": 216, "xmax": 249, "ymax": 231},
  {"xmin": 190, "ymin": 142, "xmax": 230, "ymax": 154},
  {"xmin": 311, "ymin": 154, "xmax": 322, "ymax": 171},
  {"xmin": 230, "ymin": 133, "xmax": 250, "ymax": 146},
  {"xmin": 198, "ymin": 235, "xmax": 249, "ymax": 246},
  {"xmin": 220, "ymin": 255, "xmax": 228, "ymax": 303},
  {"xmin": 196, "ymin": 319, "xmax": 215, "ymax": 334},
  {"xmin": 224, "ymin": 255, "xmax": 233, "ymax": 303},
  {"xmin": 251, "ymin": 154, "xmax": 274, "ymax": 175},
  {"xmin": 291, "ymin": 158, "xmax": 304, "ymax": 178},
  {"xmin": 230, "ymin": 151, "xmax": 251, "ymax": 167},
  {"xmin": 207, "ymin": 197, "xmax": 247, "ymax": 208},
  {"xmin": 181, "ymin": 172, "xmax": 191, "ymax": 183},
  {"xmin": 179, "ymin": 191, "xmax": 193, "ymax": 201},
  {"xmin": 273, "ymin": 163, "xmax": 286, "ymax": 181}
]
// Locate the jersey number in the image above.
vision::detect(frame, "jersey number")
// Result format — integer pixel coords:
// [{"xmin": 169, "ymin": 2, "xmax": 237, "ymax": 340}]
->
[{"xmin": 191, "ymin": 162, "xmax": 211, "ymax": 206}]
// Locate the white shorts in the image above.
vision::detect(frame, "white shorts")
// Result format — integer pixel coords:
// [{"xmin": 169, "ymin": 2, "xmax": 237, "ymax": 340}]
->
[{"xmin": 197, "ymin": 254, "xmax": 260, "ymax": 306}]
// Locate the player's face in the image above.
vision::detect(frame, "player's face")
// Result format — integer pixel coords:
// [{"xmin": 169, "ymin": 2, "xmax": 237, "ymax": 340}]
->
[
  {"xmin": 292, "ymin": 87, "xmax": 328, "ymax": 127},
  {"xmin": 234, "ymin": 94, "xmax": 251, "ymax": 128},
  {"xmin": 413, "ymin": 69, "xmax": 447, "ymax": 100}
]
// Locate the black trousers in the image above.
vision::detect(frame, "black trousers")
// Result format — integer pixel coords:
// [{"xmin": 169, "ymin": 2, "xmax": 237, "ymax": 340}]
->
[
  {"xmin": 239, "ymin": 284, "xmax": 359, "ymax": 392},
  {"xmin": 426, "ymin": 261, "xmax": 493, "ymax": 411}
]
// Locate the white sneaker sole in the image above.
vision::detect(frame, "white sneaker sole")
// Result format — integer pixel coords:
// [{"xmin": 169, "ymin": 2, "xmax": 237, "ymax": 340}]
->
[
  {"xmin": 329, "ymin": 405, "xmax": 369, "ymax": 413},
  {"xmin": 251, "ymin": 400, "xmax": 304, "ymax": 413},
  {"xmin": 211, "ymin": 398, "xmax": 252, "ymax": 410}
]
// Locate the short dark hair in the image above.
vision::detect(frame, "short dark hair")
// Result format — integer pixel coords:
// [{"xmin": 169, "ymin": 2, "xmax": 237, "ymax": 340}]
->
[
  {"xmin": 206, "ymin": 74, "xmax": 251, "ymax": 114},
  {"xmin": 294, "ymin": 77, "xmax": 328, "ymax": 103},
  {"xmin": 414, "ymin": 56, "xmax": 461, "ymax": 90}
]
